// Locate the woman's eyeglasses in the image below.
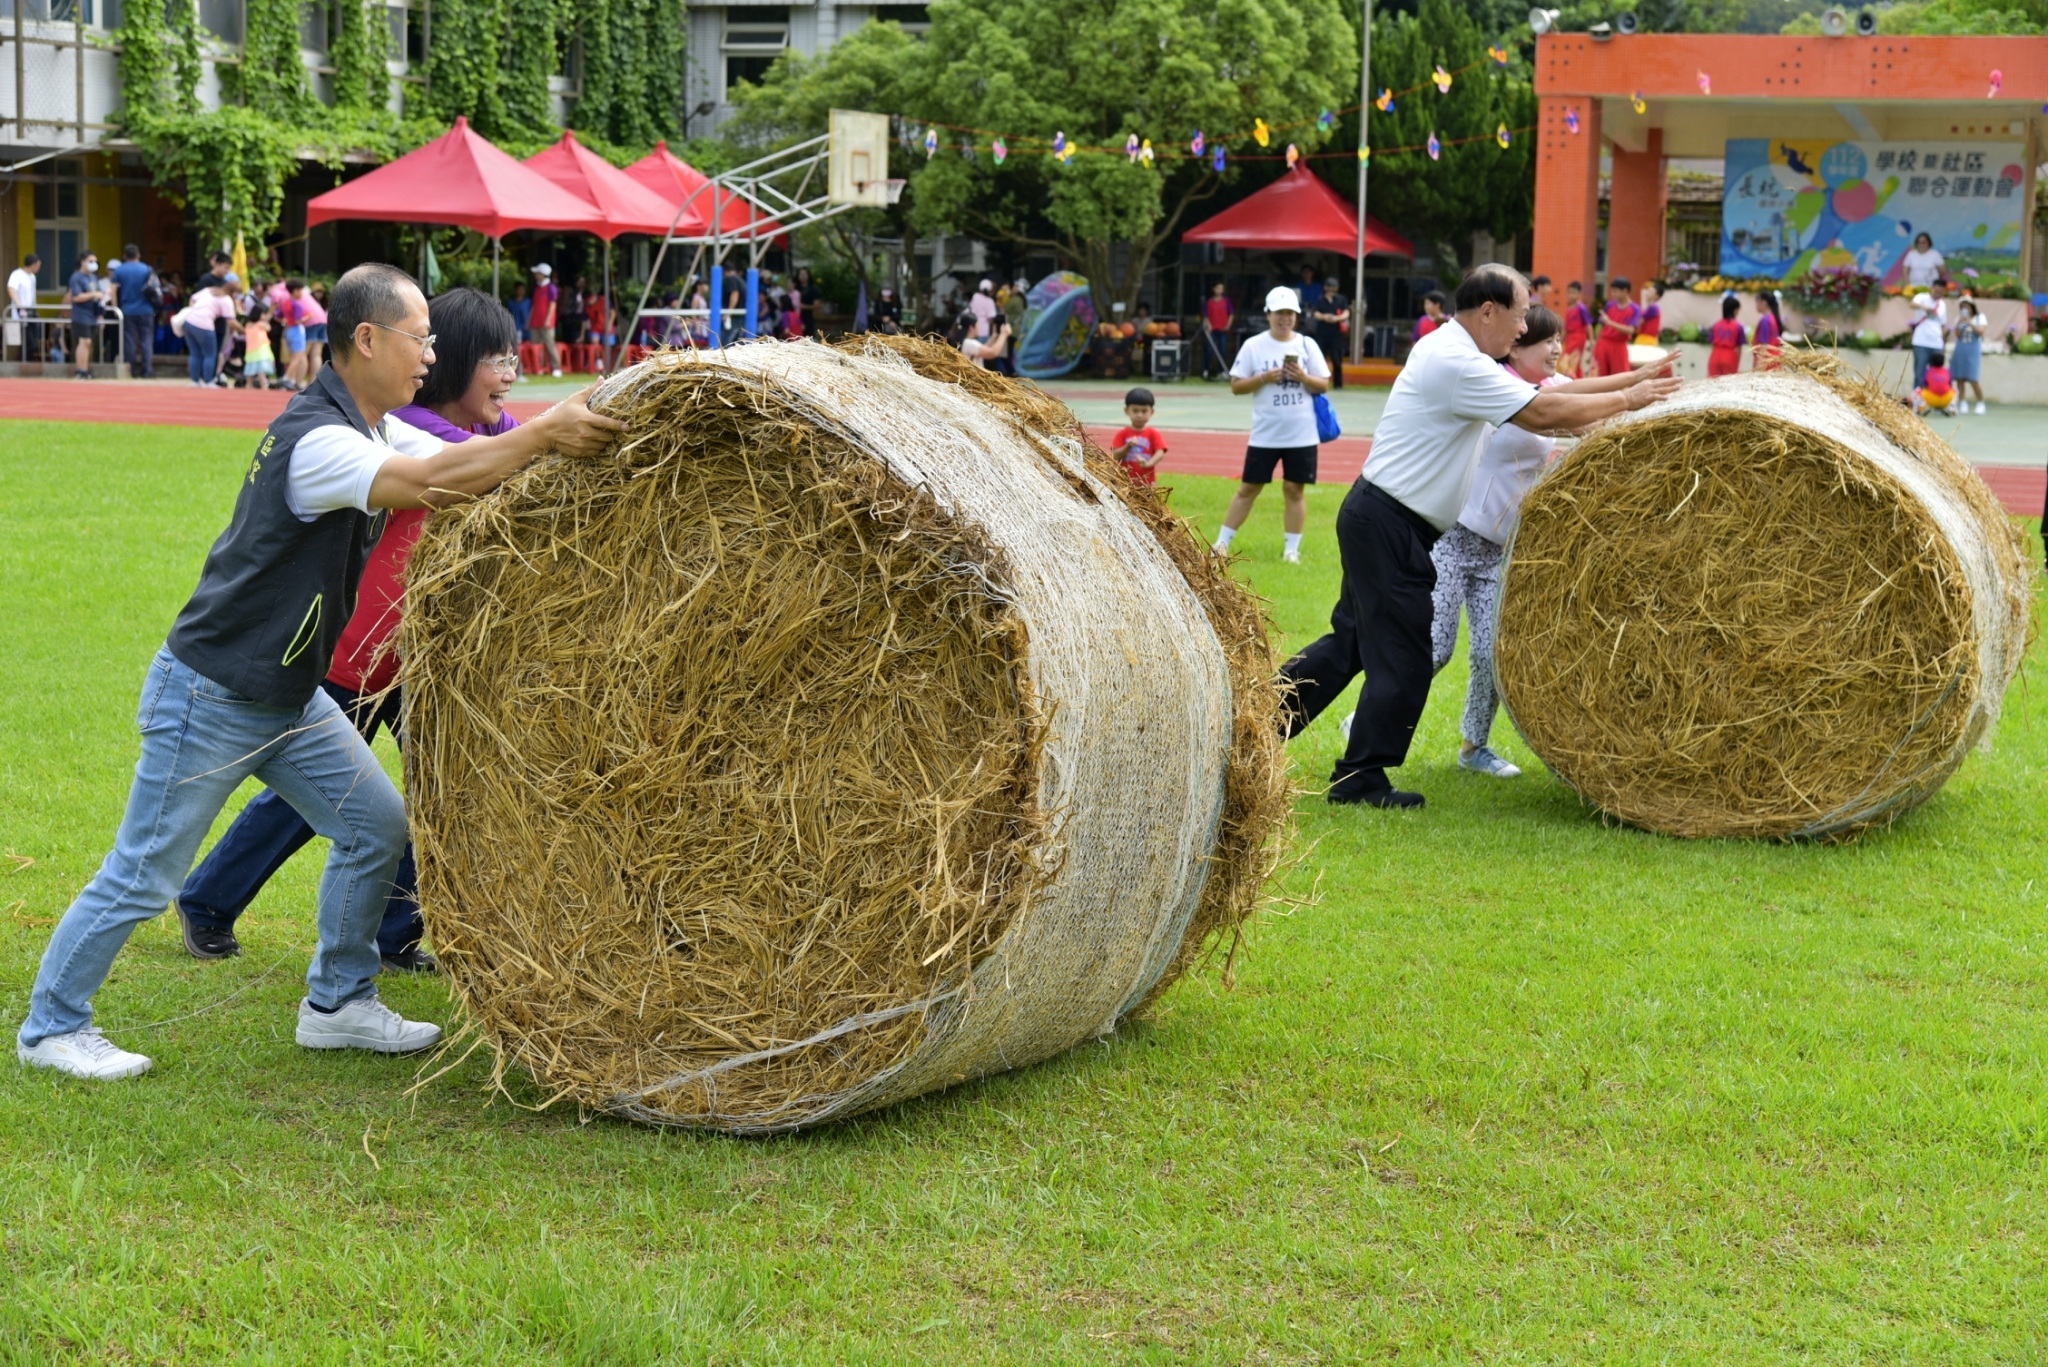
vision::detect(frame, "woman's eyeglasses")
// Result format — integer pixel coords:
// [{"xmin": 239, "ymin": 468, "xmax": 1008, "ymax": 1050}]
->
[{"xmin": 483, "ymin": 355, "xmax": 520, "ymax": 377}]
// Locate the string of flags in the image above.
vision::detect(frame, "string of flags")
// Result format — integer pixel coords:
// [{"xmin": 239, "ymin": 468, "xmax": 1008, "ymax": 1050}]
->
[{"xmin": 897, "ymin": 49, "xmax": 1535, "ymax": 170}]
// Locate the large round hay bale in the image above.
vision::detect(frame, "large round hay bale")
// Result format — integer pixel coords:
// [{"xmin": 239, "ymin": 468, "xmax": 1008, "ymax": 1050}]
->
[
  {"xmin": 1495, "ymin": 357, "xmax": 2031, "ymax": 840},
  {"xmin": 400, "ymin": 337, "xmax": 1289, "ymax": 1132}
]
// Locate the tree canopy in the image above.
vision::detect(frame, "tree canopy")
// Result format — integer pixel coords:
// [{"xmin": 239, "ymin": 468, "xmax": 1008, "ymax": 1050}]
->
[{"xmin": 730, "ymin": 0, "xmax": 1357, "ymax": 315}]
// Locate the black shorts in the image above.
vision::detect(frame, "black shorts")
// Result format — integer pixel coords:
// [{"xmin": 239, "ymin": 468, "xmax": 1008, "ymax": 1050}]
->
[{"xmin": 1242, "ymin": 444, "xmax": 1318, "ymax": 486}]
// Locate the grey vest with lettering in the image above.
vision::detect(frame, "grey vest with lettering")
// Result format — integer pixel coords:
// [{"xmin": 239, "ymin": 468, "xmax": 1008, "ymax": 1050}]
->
[{"xmin": 165, "ymin": 365, "xmax": 389, "ymax": 708}]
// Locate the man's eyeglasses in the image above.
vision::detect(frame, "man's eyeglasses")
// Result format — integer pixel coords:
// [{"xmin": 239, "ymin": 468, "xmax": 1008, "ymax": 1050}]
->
[{"xmin": 367, "ymin": 321, "xmax": 436, "ymax": 350}]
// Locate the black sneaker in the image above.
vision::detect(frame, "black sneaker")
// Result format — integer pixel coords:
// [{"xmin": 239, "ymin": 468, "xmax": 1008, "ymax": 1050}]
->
[
  {"xmin": 380, "ymin": 947, "xmax": 439, "ymax": 975},
  {"xmin": 1330, "ymin": 786, "xmax": 1425, "ymax": 809},
  {"xmin": 173, "ymin": 900, "xmax": 242, "ymax": 959}
]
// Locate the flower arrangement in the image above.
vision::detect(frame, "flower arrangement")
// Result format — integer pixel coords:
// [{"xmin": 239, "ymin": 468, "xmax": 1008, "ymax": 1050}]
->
[{"xmin": 1782, "ymin": 267, "xmax": 1880, "ymax": 317}]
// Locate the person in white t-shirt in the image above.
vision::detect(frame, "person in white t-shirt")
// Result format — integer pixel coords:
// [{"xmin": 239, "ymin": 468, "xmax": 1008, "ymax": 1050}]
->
[
  {"xmin": 7, "ymin": 252, "xmax": 41, "ymax": 359},
  {"xmin": 1901, "ymin": 232, "xmax": 1944, "ymax": 289},
  {"xmin": 1910, "ymin": 282, "xmax": 1949, "ymax": 392},
  {"xmin": 1278, "ymin": 264, "xmax": 1680, "ymax": 809},
  {"xmin": 1213, "ymin": 286, "xmax": 1332, "ymax": 564}
]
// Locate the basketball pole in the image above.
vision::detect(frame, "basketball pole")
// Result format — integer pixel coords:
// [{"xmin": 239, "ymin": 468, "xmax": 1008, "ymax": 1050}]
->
[{"xmin": 1351, "ymin": 0, "xmax": 1371, "ymax": 366}]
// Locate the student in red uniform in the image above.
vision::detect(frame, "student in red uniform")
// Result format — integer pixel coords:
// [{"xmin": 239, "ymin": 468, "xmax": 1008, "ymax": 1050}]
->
[
  {"xmin": 1706, "ymin": 295, "xmax": 1746, "ymax": 377},
  {"xmin": 1560, "ymin": 280, "xmax": 1593, "ymax": 378},
  {"xmin": 1111, "ymin": 386, "xmax": 1169, "ymax": 485},
  {"xmin": 1594, "ymin": 277, "xmax": 1639, "ymax": 376},
  {"xmin": 1752, "ymin": 289, "xmax": 1783, "ymax": 370},
  {"xmin": 1634, "ymin": 281, "xmax": 1662, "ymax": 344}
]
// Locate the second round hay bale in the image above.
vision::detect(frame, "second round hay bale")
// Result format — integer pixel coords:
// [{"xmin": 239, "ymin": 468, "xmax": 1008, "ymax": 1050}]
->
[
  {"xmin": 400, "ymin": 337, "xmax": 1290, "ymax": 1133},
  {"xmin": 1495, "ymin": 356, "xmax": 2031, "ymax": 840}
]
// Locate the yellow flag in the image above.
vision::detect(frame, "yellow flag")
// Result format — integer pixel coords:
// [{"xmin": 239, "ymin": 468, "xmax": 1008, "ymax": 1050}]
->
[{"xmin": 230, "ymin": 232, "xmax": 249, "ymax": 287}]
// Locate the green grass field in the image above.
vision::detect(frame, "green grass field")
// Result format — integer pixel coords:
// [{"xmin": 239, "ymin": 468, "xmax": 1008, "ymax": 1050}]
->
[{"xmin": 3, "ymin": 417, "xmax": 2047, "ymax": 1364}]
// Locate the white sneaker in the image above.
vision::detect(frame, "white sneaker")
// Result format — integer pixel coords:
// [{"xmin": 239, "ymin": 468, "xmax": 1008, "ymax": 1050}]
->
[
  {"xmin": 18, "ymin": 1027, "xmax": 153, "ymax": 1080},
  {"xmin": 296, "ymin": 994, "xmax": 443, "ymax": 1053},
  {"xmin": 1283, "ymin": 548, "xmax": 1302, "ymax": 564},
  {"xmin": 1459, "ymin": 745, "xmax": 1522, "ymax": 778},
  {"xmin": 551, "ymin": 368, "xmax": 563, "ymax": 377},
  {"xmin": 1976, "ymin": 401, "xmax": 1987, "ymax": 414}
]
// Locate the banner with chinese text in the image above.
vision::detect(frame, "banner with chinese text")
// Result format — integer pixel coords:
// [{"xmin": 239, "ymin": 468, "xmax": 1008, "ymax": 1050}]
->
[{"xmin": 1720, "ymin": 138, "xmax": 2025, "ymax": 286}]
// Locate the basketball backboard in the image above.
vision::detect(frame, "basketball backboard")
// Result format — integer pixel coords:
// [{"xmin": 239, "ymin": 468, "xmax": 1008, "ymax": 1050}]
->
[{"xmin": 829, "ymin": 109, "xmax": 901, "ymax": 207}]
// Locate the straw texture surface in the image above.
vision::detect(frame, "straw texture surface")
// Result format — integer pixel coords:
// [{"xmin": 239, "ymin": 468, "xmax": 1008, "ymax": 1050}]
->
[
  {"xmin": 401, "ymin": 338, "xmax": 1288, "ymax": 1132},
  {"xmin": 1494, "ymin": 357, "xmax": 2031, "ymax": 840}
]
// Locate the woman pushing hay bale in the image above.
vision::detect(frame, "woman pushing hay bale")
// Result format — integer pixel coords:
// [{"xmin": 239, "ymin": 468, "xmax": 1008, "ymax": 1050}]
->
[
  {"xmin": 1494, "ymin": 354, "xmax": 2031, "ymax": 840},
  {"xmin": 400, "ymin": 336, "xmax": 1289, "ymax": 1133}
]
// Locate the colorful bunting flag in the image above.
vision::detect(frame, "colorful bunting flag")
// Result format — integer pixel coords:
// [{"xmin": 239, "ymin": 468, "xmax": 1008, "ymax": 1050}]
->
[
  {"xmin": 1126, "ymin": 133, "xmax": 1141, "ymax": 162},
  {"xmin": 1358, "ymin": 145, "xmax": 1370, "ymax": 164},
  {"xmin": 1318, "ymin": 108, "xmax": 1335, "ymax": 131},
  {"xmin": 1630, "ymin": 90, "xmax": 1646, "ymax": 114},
  {"xmin": 1253, "ymin": 118, "xmax": 1271, "ymax": 147},
  {"xmin": 1495, "ymin": 122, "xmax": 1511, "ymax": 148},
  {"xmin": 1212, "ymin": 144, "xmax": 1226, "ymax": 172},
  {"xmin": 1696, "ymin": 70, "xmax": 1711, "ymax": 94},
  {"xmin": 1285, "ymin": 143, "xmax": 1300, "ymax": 167},
  {"xmin": 1139, "ymin": 138, "xmax": 1154, "ymax": 165},
  {"xmin": 1427, "ymin": 132, "xmax": 1441, "ymax": 160},
  {"xmin": 1191, "ymin": 130, "xmax": 1205, "ymax": 157},
  {"xmin": 992, "ymin": 137, "xmax": 1007, "ymax": 165},
  {"xmin": 1988, "ymin": 68, "xmax": 2003, "ymax": 97},
  {"xmin": 1433, "ymin": 66, "xmax": 1453, "ymax": 93},
  {"xmin": 1375, "ymin": 88, "xmax": 1395, "ymax": 113},
  {"xmin": 1487, "ymin": 44, "xmax": 1510, "ymax": 66},
  {"xmin": 1565, "ymin": 108, "xmax": 1580, "ymax": 133},
  {"xmin": 924, "ymin": 127, "xmax": 938, "ymax": 158}
]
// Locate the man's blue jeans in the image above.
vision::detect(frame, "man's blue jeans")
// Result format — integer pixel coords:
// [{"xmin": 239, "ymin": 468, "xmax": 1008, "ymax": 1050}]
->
[
  {"xmin": 18, "ymin": 650, "xmax": 406, "ymax": 1047},
  {"xmin": 177, "ymin": 679, "xmax": 422, "ymax": 958}
]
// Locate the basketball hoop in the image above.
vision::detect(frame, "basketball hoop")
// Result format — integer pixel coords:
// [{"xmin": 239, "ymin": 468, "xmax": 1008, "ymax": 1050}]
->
[{"xmin": 829, "ymin": 110, "xmax": 896, "ymax": 206}]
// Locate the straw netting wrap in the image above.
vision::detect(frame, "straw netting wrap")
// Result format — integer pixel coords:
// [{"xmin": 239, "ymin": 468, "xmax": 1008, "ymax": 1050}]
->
[
  {"xmin": 401, "ymin": 338, "xmax": 1289, "ymax": 1133},
  {"xmin": 1494, "ymin": 358, "xmax": 2031, "ymax": 840}
]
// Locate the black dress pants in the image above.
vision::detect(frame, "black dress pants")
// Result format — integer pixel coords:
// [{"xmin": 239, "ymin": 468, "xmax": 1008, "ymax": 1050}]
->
[{"xmin": 1278, "ymin": 480, "xmax": 1441, "ymax": 798}]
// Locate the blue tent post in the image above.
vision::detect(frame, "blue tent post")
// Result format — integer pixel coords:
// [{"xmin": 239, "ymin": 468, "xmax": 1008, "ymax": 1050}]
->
[
  {"xmin": 744, "ymin": 267, "xmax": 760, "ymax": 340},
  {"xmin": 709, "ymin": 264, "xmax": 724, "ymax": 348}
]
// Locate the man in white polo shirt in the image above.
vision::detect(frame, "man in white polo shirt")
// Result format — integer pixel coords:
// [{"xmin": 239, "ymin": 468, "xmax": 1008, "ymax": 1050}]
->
[{"xmin": 1279, "ymin": 264, "xmax": 1680, "ymax": 808}]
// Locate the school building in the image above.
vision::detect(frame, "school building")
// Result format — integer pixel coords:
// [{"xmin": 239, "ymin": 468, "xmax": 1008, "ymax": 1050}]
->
[{"xmin": 1531, "ymin": 32, "xmax": 2048, "ymax": 315}]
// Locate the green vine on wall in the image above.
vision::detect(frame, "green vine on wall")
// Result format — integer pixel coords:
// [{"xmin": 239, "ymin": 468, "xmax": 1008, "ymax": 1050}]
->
[{"xmin": 114, "ymin": 0, "xmax": 689, "ymax": 251}]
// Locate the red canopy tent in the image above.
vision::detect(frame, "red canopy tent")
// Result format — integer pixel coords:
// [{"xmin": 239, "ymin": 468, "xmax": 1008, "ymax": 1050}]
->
[
  {"xmin": 623, "ymin": 141, "xmax": 782, "ymax": 242},
  {"xmin": 306, "ymin": 115, "xmax": 608, "ymax": 239},
  {"xmin": 525, "ymin": 131, "xmax": 683, "ymax": 239},
  {"xmin": 306, "ymin": 116, "xmax": 609, "ymax": 298},
  {"xmin": 1182, "ymin": 165, "xmax": 1413, "ymax": 259}
]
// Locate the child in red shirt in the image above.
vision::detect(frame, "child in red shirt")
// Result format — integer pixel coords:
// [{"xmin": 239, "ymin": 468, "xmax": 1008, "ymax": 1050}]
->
[
  {"xmin": 1707, "ymin": 294, "xmax": 1746, "ymax": 377},
  {"xmin": 1561, "ymin": 280, "xmax": 1592, "ymax": 377},
  {"xmin": 1594, "ymin": 275, "xmax": 1641, "ymax": 376},
  {"xmin": 1112, "ymin": 386, "xmax": 1169, "ymax": 485}
]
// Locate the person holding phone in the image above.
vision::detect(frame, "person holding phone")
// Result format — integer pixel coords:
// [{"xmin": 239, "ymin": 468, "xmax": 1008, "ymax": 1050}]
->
[{"xmin": 1213, "ymin": 286, "xmax": 1332, "ymax": 565}]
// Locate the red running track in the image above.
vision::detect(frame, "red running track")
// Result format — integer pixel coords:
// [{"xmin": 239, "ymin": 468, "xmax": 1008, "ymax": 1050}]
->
[{"xmin": 3, "ymin": 380, "xmax": 2042, "ymax": 517}]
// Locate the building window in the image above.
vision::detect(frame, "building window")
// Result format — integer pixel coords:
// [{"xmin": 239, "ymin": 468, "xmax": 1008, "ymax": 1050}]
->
[
  {"xmin": 301, "ymin": 0, "xmax": 329, "ymax": 55},
  {"xmin": 197, "ymin": 0, "xmax": 241, "ymax": 43},
  {"xmin": 723, "ymin": 5, "xmax": 788, "ymax": 93},
  {"xmin": 31, "ymin": 0, "xmax": 117, "ymax": 26},
  {"xmin": 33, "ymin": 160, "xmax": 87, "ymax": 293},
  {"xmin": 874, "ymin": 4, "xmax": 928, "ymax": 34}
]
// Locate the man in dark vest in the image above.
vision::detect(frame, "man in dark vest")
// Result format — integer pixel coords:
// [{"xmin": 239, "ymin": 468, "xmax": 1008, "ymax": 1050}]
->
[{"xmin": 17, "ymin": 262, "xmax": 624, "ymax": 1081}]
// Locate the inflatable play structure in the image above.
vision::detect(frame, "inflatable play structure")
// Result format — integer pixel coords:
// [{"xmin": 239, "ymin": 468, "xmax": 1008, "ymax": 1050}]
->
[{"xmin": 1014, "ymin": 273, "xmax": 1096, "ymax": 380}]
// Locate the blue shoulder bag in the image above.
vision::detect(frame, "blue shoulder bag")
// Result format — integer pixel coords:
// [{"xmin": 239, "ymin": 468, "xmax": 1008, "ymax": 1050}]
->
[{"xmin": 1312, "ymin": 391, "xmax": 1342, "ymax": 443}]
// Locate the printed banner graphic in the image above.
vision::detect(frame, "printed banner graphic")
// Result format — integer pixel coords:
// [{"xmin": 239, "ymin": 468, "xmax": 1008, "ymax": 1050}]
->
[{"xmin": 1720, "ymin": 138, "xmax": 2025, "ymax": 284}]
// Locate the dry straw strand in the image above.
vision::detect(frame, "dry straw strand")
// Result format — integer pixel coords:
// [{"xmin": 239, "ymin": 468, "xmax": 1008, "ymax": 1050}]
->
[
  {"xmin": 401, "ymin": 337, "xmax": 1291, "ymax": 1132},
  {"xmin": 1494, "ymin": 352, "xmax": 2032, "ymax": 840}
]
